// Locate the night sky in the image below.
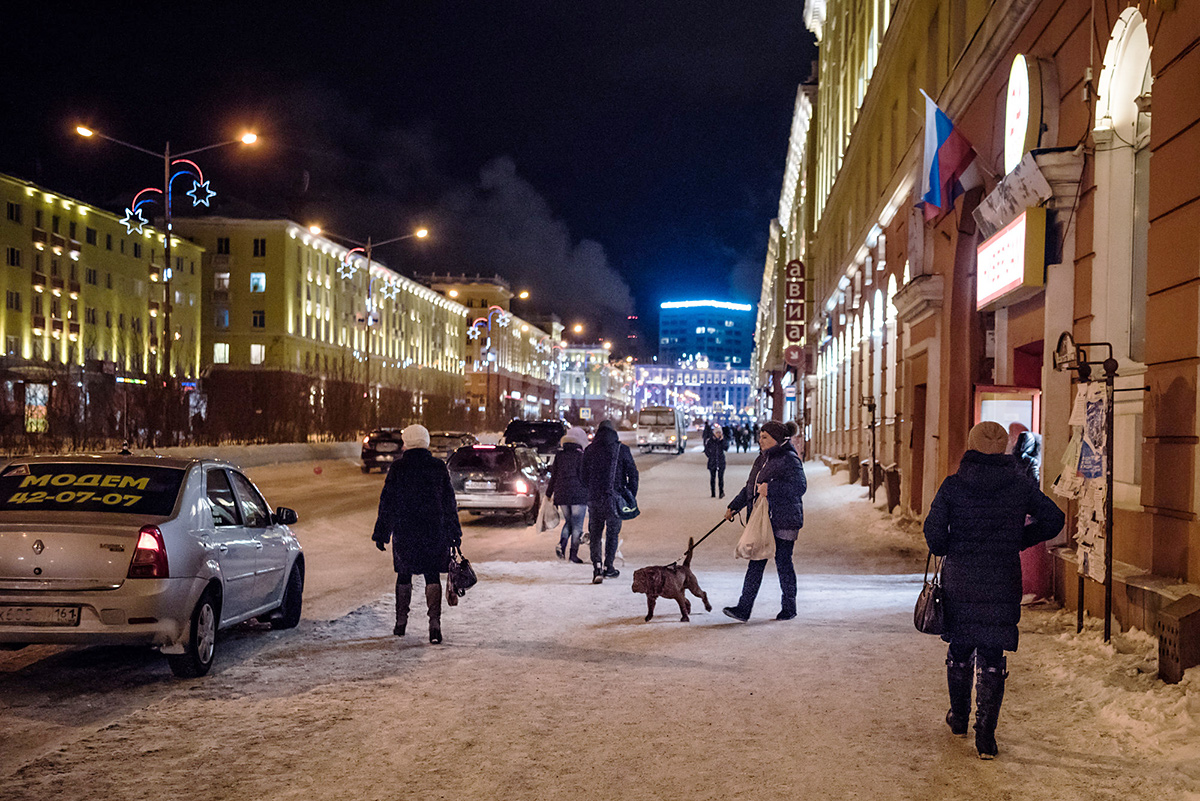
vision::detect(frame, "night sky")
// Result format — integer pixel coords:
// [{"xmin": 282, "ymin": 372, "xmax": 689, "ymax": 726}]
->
[{"xmin": 3, "ymin": 2, "xmax": 816, "ymax": 351}]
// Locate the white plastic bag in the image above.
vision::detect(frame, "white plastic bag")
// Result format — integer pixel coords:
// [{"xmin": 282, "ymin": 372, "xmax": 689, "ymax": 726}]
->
[
  {"xmin": 536, "ymin": 498, "xmax": 561, "ymax": 532},
  {"xmin": 735, "ymin": 500, "xmax": 776, "ymax": 560}
]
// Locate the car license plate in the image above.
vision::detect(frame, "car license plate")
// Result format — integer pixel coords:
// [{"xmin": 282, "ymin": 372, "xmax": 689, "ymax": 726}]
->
[
  {"xmin": 465, "ymin": 480, "xmax": 495, "ymax": 492},
  {"xmin": 0, "ymin": 605, "xmax": 81, "ymax": 626}
]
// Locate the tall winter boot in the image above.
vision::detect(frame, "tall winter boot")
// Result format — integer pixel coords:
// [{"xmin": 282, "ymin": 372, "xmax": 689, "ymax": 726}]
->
[
  {"xmin": 393, "ymin": 579, "xmax": 412, "ymax": 636},
  {"xmin": 974, "ymin": 653, "xmax": 1008, "ymax": 759},
  {"xmin": 425, "ymin": 582, "xmax": 443, "ymax": 644},
  {"xmin": 945, "ymin": 650, "xmax": 974, "ymax": 735}
]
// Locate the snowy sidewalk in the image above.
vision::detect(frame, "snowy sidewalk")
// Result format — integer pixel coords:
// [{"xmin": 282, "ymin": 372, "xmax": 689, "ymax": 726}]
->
[{"xmin": 3, "ymin": 453, "xmax": 1199, "ymax": 800}]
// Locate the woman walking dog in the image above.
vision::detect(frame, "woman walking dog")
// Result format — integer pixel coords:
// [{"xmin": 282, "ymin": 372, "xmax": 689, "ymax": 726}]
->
[{"xmin": 923, "ymin": 421, "xmax": 1064, "ymax": 759}]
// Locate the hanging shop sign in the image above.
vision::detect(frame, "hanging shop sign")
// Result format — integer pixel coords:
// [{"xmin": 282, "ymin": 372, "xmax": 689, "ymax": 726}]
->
[
  {"xmin": 784, "ymin": 259, "xmax": 807, "ymax": 344},
  {"xmin": 976, "ymin": 206, "xmax": 1046, "ymax": 311}
]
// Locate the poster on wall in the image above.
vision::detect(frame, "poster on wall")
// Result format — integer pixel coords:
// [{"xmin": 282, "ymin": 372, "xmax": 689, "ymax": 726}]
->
[{"xmin": 1052, "ymin": 383, "xmax": 1107, "ymax": 582}]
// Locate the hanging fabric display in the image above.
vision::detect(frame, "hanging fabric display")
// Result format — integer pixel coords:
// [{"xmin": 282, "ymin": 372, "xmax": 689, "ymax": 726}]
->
[{"xmin": 1052, "ymin": 384, "xmax": 1107, "ymax": 583}]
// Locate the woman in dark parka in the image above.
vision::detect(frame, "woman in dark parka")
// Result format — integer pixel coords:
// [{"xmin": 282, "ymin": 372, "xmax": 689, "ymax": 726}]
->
[
  {"xmin": 372, "ymin": 424, "xmax": 463, "ymax": 644},
  {"xmin": 923, "ymin": 421, "xmax": 1065, "ymax": 759},
  {"xmin": 704, "ymin": 424, "xmax": 729, "ymax": 498},
  {"xmin": 722, "ymin": 420, "xmax": 807, "ymax": 621},
  {"xmin": 546, "ymin": 426, "xmax": 589, "ymax": 563}
]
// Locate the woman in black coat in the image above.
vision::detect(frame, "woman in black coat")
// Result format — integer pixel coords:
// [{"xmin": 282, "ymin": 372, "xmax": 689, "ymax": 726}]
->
[
  {"xmin": 923, "ymin": 421, "xmax": 1065, "ymax": 759},
  {"xmin": 722, "ymin": 420, "xmax": 807, "ymax": 621},
  {"xmin": 372, "ymin": 424, "xmax": 463, "ymax": 644},
  {"xmin": 546, "ymin": 426, "xmax": 589, "ymax": 563},
  {"xmin": 704, "ymin": 424, "xmax": 729, "ymax": 498}
]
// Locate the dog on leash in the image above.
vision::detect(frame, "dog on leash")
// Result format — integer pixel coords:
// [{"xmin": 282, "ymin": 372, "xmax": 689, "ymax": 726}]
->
[{"xmin": 631, "ymin": 538, "xmax": 711, "ymax": 622}]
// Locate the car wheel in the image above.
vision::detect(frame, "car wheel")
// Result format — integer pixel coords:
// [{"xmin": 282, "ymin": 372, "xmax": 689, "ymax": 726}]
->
[
  {"xmin": 360, "ymin": 464, "xmax": 370, "ymax": 474},
  {"xmin": 270, "ymin": 562, "xmax": 304, "ymax": 630},
  {"xmin": 168, "ymin": 587, "xmax": 220, "ymax": 679}
]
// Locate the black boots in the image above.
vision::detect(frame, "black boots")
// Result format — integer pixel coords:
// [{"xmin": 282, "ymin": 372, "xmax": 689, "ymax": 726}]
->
[
  {"xmin": 974, "ymin": 653, "xmax": 1007, "ymax": 759},
  {"xmin": 394, "ymin": 580, "xmax": 412, "ymax": 636},
  {"xmin": 945, "ymin": 652, "xmax": 973, "ymax": 736},
  {"xmin": 425, "ymin": 582, "xmax": 443, "ymax": 644}
]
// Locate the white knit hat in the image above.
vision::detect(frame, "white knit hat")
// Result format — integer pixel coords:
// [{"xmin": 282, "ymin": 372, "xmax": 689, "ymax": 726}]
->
[{"xmin": 401, "ymin": 424, "xmax": 431, "ymax": 449}]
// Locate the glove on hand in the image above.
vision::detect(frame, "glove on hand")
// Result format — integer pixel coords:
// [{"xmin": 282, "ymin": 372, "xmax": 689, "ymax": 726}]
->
[{"xmin": 375, "ymin": 540, "xmax": 386, "ymax": 552}]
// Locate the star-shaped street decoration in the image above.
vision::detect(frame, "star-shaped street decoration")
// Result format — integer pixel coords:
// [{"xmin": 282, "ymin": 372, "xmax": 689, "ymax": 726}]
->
[
  {"xmin": 380, "ymin": 280, "xmax": 401, "ymax": 301},
  {"xmin": 467, "ymin": 325, "xmax": 483, "ymax": 341},
  {"xmin": 496, "ymin": 312, "xmax": 512, "ymax": 328},
  {"xmin": 337, "ymin": 257, "xmax": 359, "ymax": 280},
  {"xmin": 187, "ymin": 179, "xmax": 216, "ymax": 207},
  {"xmin": 120, "ymin": 207, "xmax": 149, "ymax": 235}
]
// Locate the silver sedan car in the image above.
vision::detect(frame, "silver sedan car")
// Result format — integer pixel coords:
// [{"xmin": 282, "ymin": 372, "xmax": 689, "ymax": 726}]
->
[{"xmin": 0, "ymin": 455, "xmax": 303, "ymax": 678}]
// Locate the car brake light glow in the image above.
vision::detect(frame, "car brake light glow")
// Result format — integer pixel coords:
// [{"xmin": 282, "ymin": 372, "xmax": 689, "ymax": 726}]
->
[
  {"xmin": 128, "ymin": 525, "xmax": 169, "ymax": 579},
  {"xmin": 475, "ymin": 444, "xmax": 496, "ymax": 449},
  {"xmin": 514, "ymin": 479, "xmax": 529, "ymax": 494}
]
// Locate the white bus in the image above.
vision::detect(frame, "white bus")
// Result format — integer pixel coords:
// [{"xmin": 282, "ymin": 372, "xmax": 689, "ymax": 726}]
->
[{"xmin": 636, "ymin": 406, "xmax": 688, "ymax": 454}]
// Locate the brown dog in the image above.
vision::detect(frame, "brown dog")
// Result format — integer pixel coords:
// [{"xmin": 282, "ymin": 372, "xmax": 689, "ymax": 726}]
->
[{"xmin": 631, "ymin": 538, "xmax": 711, "ymax": 622}]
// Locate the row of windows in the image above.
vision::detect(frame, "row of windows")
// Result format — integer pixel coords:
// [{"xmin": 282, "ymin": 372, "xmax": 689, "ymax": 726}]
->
[{"xmin": 214, "ymin": 271, "xmax": 266, "ymax": 292}]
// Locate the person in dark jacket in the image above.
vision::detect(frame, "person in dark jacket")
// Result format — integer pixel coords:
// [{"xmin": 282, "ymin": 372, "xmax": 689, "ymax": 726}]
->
[
  {"xmin": 546, "ymin": 426, "xmax": 589, "ymax": 563},
  {"xmin": 372, "ymin": 424, "xmax": 463, "ymax": 644},
  {"xmin": 923, "ymin": 421, "xmax": 1065, "ymax": 759},
  {"xmin": 722, "ymin": 419, "xmax": 807, "ymax": 621},
  {"xmin": 705, "ymin": 424, "xmax": 729, "ymax": 498},
  {"xmin": 580, "ymin": 419, "xmax": 639, "ymax": 583},
  {"xmin": 1012, "ymin": 430, "xmax": 1042, "ymax": 485}
]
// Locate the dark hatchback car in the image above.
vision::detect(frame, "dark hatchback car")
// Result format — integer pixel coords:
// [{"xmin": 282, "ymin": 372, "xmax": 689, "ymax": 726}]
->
[
  {"xmin": 502, "ymin": 419, "xmax": 568, "ymax": 458},
  {"xmin": 361, "ymin": 429, "xmax": 403, "ymax": 473},
  {"xmin": 428, "ymin": 431, "xmax": 478, "ymax": 461},
  {"xmin": 447, "ymin": 444, "xmax": 547, "ymax": 525}
]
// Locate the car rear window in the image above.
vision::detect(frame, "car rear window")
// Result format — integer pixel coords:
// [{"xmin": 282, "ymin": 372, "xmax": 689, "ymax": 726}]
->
[
  {"xmin": 447, "ymin": 448, "xmax": 516, "ymax": 472},
  {"xmin": 505, "ymin": 422, "xmax": 565, "ymax": 448},
  {"xmin": 0, "ymin": 463, "xmax": 185, "ymax": 516}
]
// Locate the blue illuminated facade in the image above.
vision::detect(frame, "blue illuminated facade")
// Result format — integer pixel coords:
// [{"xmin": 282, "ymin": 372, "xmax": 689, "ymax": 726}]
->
[{"xmin": 658, "ymin": 300, "xmax": 754, "ymax": 366}]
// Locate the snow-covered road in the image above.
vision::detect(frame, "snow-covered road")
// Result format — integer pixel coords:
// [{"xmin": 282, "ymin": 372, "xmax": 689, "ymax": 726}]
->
[{"xmin": 2, "ymin": 447, "xmax": 1198, "ymax": 799}]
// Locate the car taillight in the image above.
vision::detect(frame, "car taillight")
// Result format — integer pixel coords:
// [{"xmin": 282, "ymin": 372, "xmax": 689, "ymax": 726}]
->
[
  {"xmin": 128, "ymin": 525, "xmax": 169, "ymax": 579},
  {"xmin": 513, "ymin": 478, "xmax": 529, "ymax": 494}
]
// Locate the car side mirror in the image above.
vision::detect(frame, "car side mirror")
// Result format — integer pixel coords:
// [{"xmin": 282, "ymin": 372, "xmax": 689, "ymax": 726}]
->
[{"xmin": 274, "ymin": 506, "xmax": 299, "ymax": 525}]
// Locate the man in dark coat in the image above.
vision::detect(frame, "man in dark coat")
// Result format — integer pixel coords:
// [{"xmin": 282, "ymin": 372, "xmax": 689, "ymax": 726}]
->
[
  {"xmin": 580, "ymin": 419, "xmax": 638, "ymax": 583},
  {"xmin": 923, "ymin": 421, "xmax": 1065, "ymax": 759},
  {"xmin": 372, "ymin": 424, "xmax": 463, "ymax": 644}
]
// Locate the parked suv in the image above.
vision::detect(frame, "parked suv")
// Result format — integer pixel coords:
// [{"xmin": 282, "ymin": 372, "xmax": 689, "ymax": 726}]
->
[
  {"xmin": 447, "ymin": 444, "xmax": 547, "ymax": 525},
  {"xmin": 361, "ymin": 429, "xmax": 403, "ymax": 473},
  {"xmin": 502, "ymin": 419, "xmax": 568, "ymax": 458},
  {"xmin": 428, "ymin": 431, "xmax": 478, "ymax": 461}
]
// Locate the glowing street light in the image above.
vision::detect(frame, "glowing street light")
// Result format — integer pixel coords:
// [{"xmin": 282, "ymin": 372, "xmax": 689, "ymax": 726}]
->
[{"xmin": 76, "ymin": 124, "xmax": 258, "ymax": 374}]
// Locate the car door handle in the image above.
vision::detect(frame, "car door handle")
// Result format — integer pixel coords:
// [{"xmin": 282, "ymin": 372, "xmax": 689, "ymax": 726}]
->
[{"xmin": 218, "ymin": 544, "xmax": 229, "ymax": 553}]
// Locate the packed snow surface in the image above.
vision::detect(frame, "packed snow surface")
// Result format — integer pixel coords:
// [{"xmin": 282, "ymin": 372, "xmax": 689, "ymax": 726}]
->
[{"xmin": 2, "ymin": 445, "xmax": 1198, "ymax": 800}]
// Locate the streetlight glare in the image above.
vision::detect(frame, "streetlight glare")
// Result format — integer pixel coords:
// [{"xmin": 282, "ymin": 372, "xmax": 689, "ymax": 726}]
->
[
  {"xmin": 573, "ymin": 324, "xmax": 583, "ymax": 334},
  {"xmin": 518, "ymin": 290, "xmax": 530, "ymax": 299},
  {"xmin": 415, "ymin": 228, "xmax": 429, "ymax": 238},
  {"xmin": 309, "ymin": 225, "xmax": 322, "ymax": 235},
  {"xmin": 76, "ymin": 126, "xmax": 94, "ymax": 137},
  {"xmin": 240, "ymin": 132, "xmax": 258, "ymax": 145}
]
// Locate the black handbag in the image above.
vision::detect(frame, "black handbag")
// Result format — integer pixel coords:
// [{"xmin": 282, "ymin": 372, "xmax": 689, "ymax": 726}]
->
[
  {"xmin": 447, "ymin": 545, "xmax": 477, "ymax": 597},
  {"xmin": 609, "ymin": 444, "xmax": 640, "ymax": 520},
  {"xmin": 914, "ymin": 552, "xmax": 945, "ymax": 635}
]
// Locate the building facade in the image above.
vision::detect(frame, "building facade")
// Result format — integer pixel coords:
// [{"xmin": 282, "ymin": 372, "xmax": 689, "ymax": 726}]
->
[
  {"xmin": 558, "ymin": 344, "xmax": 634, "ymax": 426},
  {"xmin": 782, "ymin": 0, "xmax": 1200, "ymax": 632},
  {"xmin": 176, "ymin": 219, "xmax": 468, "ymax": 440},
  {"xmin": 658, "ymin": 300, "xmax": 755, "ymax": 366},
  {"xmin": 0, "ymin": 172, "xmax": 204, "ymax": 447},
  {"xmin": 634, "ymin": 363, "xmax": 754, "ymax": 425},
  {"xmin": 419, "ymin": 275, "xmax": 562, "ymax": 431}
]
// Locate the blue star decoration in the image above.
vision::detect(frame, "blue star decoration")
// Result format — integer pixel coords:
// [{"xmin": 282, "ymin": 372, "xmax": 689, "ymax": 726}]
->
[
  {"xmin": 380, "ymin": 281, "xmax": 400, "ymax": 301},
  {"xmin": 187, "ymin": 180, "xmax": 216, "ymax": 207},
  {"xmin": 467, "ymin": 325, "xmax": 483, "ymax": 341},
  {"xmin": 337, "ymin": 258, "xmax": 359, "ymax": 279},
  {"xmin": 120, "ymin": 207, "xmax": 149, "ymax": 235}
]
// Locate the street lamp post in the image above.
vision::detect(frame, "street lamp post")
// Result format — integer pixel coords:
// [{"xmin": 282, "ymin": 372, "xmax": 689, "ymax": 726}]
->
[
  {"xmin": 310, "ymin": 225, "xmax": 428, "ymax": 427},
  {"xmin": 76, "ymin": 126, "xmax": 257, "ymax": 376}
]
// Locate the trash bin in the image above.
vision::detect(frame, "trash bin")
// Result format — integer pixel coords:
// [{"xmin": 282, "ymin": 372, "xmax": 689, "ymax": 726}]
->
[
  {"xmin": 859, "ymin": 460, "xmax": 871, "ymax": 486},
  {"xmin": 1159, "ymin": 594, "xmax": 1200, "ymax": 684},
  {"xmin": 883, "ymin": 464, "xmax": 901, "ymax": 513},
  {"xmin": 848, "ymin": 456, "xmax": 860, "ymax": 485}
]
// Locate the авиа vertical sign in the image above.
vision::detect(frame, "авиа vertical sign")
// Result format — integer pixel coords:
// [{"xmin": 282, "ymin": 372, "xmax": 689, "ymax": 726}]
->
[{"xmin": 783, "ymin": 259, "xmax": 806, "ymax": 368}]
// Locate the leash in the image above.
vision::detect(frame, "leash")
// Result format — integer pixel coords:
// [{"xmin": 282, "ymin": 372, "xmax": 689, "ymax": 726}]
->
[{"xmin": 680, "ymin": 518, "xmax": 728, "ymax": 562}]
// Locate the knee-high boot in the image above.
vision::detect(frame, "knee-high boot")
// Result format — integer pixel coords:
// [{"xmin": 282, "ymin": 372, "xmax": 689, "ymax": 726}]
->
[
  {"xmin": 425, "ymin": 581, "xmax": 443, "ymax": 644},
  {"xmin": 945, "ymin": 650, "xmax": 973, "ymax": 735},
  {"xmin": 394, "ymin": 579, "xmax": 412, "ymax": 636},
  {"xmin": 974, "ymin": 653, "xmax": 1007, "ymax": 759}
]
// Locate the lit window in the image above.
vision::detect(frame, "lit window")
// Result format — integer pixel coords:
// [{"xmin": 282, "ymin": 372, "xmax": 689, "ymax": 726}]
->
[
  {"xmin": 214, "ymin": 272, "xmax": 230, "ymax": 290},
  {"xmin": 250, "ymin": 273, "xmax": 266, "ymax": 293},
  {"xmin": 695, "ymin": 326, "xmax": 705, "ymax": 334},
  {"xmin": 250, "ymin": 344, "xmax": 265, "ymax": 365},
  {"xmin": 213, "ymin": 343, "xmax": 229, "ymax": 364}
]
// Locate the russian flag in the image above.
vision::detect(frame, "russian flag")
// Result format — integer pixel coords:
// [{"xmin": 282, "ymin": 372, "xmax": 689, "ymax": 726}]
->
[{"xmin": 919, "ymin": 90, "xmax": 980, "ymax": 222}]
